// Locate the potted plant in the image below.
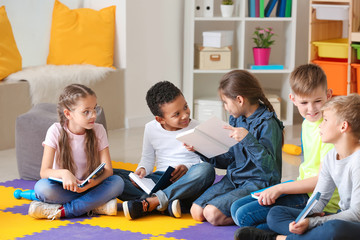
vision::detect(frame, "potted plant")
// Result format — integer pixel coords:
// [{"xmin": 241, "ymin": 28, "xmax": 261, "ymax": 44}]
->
[
  {"xmin": 221, "ymin": 0, "xmax": 234, "ymax": 18},
  {"xmin": 252, "ymin": 27, "xmax": 275, "ymax": 65}
]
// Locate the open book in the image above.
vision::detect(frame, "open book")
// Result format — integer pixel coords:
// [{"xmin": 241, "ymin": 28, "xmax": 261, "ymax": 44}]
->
[
  {"xmin": 176, "ymin": 116, "xmax": 237, "ymax": 158},
  {"xmin": 129, "ymin": 166, "xmax": 175, "ymax": 195},
  {"xmin": 49, "ymin": 162, "xmax": 106, "ymax": 188},
  {"xmin": 295, "ymin": 191, "xmax": 321, "ymax": 223},
  {"xmin": 251, "ymin": 180, "xmax": 294, "ymax": 199}
]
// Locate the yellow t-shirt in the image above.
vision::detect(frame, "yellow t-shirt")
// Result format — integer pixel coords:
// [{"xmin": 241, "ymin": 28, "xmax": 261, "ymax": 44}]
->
[{"xmin": 298, "ymin": 119, "xmax": 340, "ymax": 213}]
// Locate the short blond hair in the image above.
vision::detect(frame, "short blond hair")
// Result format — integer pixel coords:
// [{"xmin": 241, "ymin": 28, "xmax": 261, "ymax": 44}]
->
[
  {"xmin": 290, "ymin": 64, "xmax": 327, "ymax": 96},
  {"xmin": 322, "ymin": 93, "xmax": 360, "ymax": 139}
]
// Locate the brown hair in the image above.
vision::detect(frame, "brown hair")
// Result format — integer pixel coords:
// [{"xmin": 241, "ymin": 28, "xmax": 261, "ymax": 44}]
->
[
  {"xmin": 219, "ymin": 70, "xmax": 275, "ymax": 113},
  {"xmin": 322, "ymin": 93, "xmax": 360, "ymax": 140},
  {"xmin": 57, "ymin": 84, "xmax": 100, "ymax": 176},
  {"xmin": 290, "ymin": 64, "xmax": 327, "ymax": 97}
]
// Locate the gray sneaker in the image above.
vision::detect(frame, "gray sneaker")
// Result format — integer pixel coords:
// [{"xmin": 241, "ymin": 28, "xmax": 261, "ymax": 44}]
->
[
  {"xmin": 92, "ymin": 198, "xmax": 118, "ymax": 216},
  {"xmin": 28, "ymin": 201, "xmax": 62, "ymax": 220}
]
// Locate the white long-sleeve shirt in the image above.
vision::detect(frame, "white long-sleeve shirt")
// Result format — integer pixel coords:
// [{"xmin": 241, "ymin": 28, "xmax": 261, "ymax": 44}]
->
[
  {"xmin": 308, "ymin": 149, "xmax": 360, "ymax": 229},
  {"xmin": 137, "ymin": 119, "xmax": 202, "ymax": 175}
]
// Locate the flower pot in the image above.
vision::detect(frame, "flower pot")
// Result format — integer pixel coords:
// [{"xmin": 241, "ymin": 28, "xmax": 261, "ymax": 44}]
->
[
  {"xmin": 253, "ymin": 48, "xmax": 271, "ymax": 65},
  {"xmin": 221, "ymin": 5, "xmax": 234, "ymax": 17}
]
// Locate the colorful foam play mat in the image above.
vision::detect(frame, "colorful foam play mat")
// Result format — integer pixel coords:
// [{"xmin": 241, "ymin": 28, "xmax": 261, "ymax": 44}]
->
[{"xmin": 0, "ymin": 162, "xmax": 237, "ymax": 239}]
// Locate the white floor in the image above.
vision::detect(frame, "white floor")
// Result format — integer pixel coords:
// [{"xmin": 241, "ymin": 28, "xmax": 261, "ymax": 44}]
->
[{"xmin": 0, "ymin": 124, "xmax": 302, "ymax": 182}]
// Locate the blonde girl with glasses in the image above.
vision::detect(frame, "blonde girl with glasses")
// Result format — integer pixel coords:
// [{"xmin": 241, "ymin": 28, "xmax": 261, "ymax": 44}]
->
[{"xmin": 28, "ymin": 84, "xmax": 124, "ymax": 220}]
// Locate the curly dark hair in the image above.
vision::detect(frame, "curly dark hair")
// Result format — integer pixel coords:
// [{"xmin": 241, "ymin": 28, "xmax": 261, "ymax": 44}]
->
[{"xmin": 146, "ymin": 81, "xmax": 182, "ymax": 117}]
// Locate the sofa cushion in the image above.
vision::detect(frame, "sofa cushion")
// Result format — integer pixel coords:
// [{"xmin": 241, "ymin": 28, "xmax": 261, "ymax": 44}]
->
[
  {"xmin": 0, "ymin": 6, "xmax": 22, "ymax": 80},
  {"xmin": 47, "ymin": 0, "xmax": 116, "ymax": 68}
]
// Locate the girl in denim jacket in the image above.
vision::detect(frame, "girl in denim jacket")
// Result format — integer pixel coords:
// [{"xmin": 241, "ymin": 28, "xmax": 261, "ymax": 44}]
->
[{"xmin": 188, "ymin": 70, "xmax": 284, "ymax": 226}]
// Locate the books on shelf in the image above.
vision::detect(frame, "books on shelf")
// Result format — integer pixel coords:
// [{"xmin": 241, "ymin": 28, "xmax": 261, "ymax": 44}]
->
[
  {"xmin": 176, "ymin": 116, "xmax": 237, "ymax": 158},
  {"xmin": 250, "ymin": 0, "xmax": 291, "ymax": 18},
  {"xmin": 129, "ymin": 166, "xmax": 175, "ymax": 195},
  {"xmin": 276, "ymin": 0, "xmax": 286, "ymax": 17},
  {"xmin": 265, "ymin": 0, "xmax": 278, "ymax": 17},
  {"xmin": 250, "ymin": 180, "xmax": 294, "ymax": 199},
  {"xmin": 49, "ymin": 162, "xmax": 106, "ymax": 188},
  {"xmin": 295, "ymin": 192, "xmax": 321, "ymax": 223},
  {"xmin": 250, "ymin": 65, "xmax": 284, "ymax": 70}
]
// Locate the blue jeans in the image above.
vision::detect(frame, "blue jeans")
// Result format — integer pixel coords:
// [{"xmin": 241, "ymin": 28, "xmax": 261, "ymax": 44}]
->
[
  {"xmin": 34, "ymin": 175, "xmax": 124, "ymax": 218},
  {"xmin": 231, "ymin": 194, "xmax": 309, "ymax": 230},
  {"xmin": 114, "ymin": 162, "xmax": 215, "ymax": 211},
  {"xmin": 267, "ymin": 206, "xmax": 360, "ymax": 240},
  {"xmin": 194, "ymin": 174, "xmax": 261, "ymax": 217}
]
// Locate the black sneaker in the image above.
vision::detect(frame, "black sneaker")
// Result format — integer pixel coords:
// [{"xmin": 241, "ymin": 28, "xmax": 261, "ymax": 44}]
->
[
  {"xmin": 167, "ymin": 199, "xmax": 181, "ymax": 218},
  {"xmin": 123, "ymin": 199, "xmax": 149, "ymax": 220},
  {"xmin": 234, "ymin": 227, "xmax": 277, "ymax": 240}
]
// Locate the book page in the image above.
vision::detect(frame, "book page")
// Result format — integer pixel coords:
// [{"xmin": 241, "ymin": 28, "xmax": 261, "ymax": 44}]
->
[
  {"xmin": 176, "ymin": 126, "xmax": 233, "ymax": 158},
  {"xmin": 129, "ymin": 172, "xmax": 155, "ymax": 195},
  {"xmin": 195, "ymin": 116, "xmax": 237, "ymax": 148}
]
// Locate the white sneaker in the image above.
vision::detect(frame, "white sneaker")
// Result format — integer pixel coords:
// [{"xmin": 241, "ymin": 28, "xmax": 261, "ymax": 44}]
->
[
  {"xmin": 28, "ymin": 201, "xmax": 62, "ymax": 220},
  {"xmin": 92, "ymin": 199, "xmax": 118, "ymax": 216}
]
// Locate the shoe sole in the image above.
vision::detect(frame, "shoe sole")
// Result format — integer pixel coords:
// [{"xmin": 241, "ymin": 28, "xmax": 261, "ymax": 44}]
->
[
  {"xmin": 122, "ymin": 201, "xmax": 133, "ymax": 220},
  {"xmin": 171, "ymin": 199, "xmax": 181, "ymax": 218}
]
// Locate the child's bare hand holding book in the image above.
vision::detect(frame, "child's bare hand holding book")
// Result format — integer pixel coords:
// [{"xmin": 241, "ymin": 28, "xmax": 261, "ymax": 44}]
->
[{"xmin": 223, "ymin": 125, "xmax": 249, "ymax": 142}]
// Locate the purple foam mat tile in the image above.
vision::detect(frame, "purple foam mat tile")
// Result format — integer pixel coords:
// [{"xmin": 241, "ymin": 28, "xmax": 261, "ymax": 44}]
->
[
  {"xmin": 3, "ymin": 203, "xmax": 30, "ymax": 215},
  {"xmin": 18, "ymin": 222, "xmax": 153, "ymax": 240},
  {"xmin": 214, "ymin": 174, "xmax": 224, "ymax": 184},
  {"xmin": 165, "ymin": 222, "xmax": 238, "ymax": 240},
  {"xmin": 0, "ymin": 179, "xmax": 37, "ymax": 189}
]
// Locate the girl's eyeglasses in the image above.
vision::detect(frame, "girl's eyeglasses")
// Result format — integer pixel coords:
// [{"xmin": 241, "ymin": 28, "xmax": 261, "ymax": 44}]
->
[{"xmin": 71, "ymin": 108, "xmax": 97, "ymax": 120}]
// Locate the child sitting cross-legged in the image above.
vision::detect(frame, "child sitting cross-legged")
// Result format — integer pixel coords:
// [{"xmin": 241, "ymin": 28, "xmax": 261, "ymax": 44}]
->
[
  {"xmin": 236, "ymin": 93, "xmax": 360, "ymax": 240},
  {"xmin": 114, "ymin": 81, "xmax": 215, "ymax": 220}
]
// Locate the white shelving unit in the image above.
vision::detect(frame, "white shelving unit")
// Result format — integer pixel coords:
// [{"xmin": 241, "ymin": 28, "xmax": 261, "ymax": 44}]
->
[{"xmin": 183, "ymin": 0, "xmax": 297, "ymax": 125}]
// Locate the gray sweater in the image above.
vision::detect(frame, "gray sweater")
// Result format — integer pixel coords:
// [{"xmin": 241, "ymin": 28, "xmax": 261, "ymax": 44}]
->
[{"xmin": 308, "ymin": 149, "xmax": 360, "ymax": 229}]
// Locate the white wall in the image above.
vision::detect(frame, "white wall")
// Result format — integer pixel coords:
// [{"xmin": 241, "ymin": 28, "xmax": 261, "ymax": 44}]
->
[{"xmin": 124, "ymin": 0, "xmax": 184, "ymax": 128}]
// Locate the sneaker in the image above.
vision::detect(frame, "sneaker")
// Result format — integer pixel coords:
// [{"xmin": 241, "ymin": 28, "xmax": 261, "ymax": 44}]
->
[
  {"xmin": 168, "ymin": 199, "xmax": 181, "ymax": 218},
  {"xmin": 122, "ymin": 199, "xmax": 149, "ymax": 220},
  {"xmin": 28, "ymin": 201, "xmax": 62, "ymax": 220},
  {"xmin": 92, "ymin": 199, "xmax": 118, "ymax": 216},
  {"xmin": 234, "ymin": 227, "xmax": 277, "ymax": 240}
]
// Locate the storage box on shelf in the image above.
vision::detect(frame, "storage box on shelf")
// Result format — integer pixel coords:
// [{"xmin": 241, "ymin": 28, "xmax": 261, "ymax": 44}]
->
[
  {"xmin": 266, "ymin": 94, "xmax": 281, "ymax": 120},
  {"xmin": 313, "ymin": 59, "xmax": 348, "ymax": 95},
  {"xmin": 194, "ymin": 98, "xmax": 227, "ymax": 122},
  {"xmin": 184, "ymin": 0, "xmax": 297, "ymax": 125},
  {"xmin": 309, "ymin": 0, "xmax": 360, "ymax": 96},
  {"xmin": 194, "ymin": 45, "xmax": 232, "ymax": 70}
]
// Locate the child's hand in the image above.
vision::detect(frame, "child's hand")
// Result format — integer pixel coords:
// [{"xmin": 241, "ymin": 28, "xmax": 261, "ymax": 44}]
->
[
  {"xmin": 171, "ymin": 164, "xmax": 188, "ymax": 182},
  {"xmin": 184, "ymin": 143, "xmax": 195, "ymax": 152},
  {"xmin": 62, "ymin": 171, "xmax": 80, "ymax": 192},
  {"xmin": 289, "ymin": 219, "xmax": 309, "ymax": 235},
  {"xmin": 135, "ymin": 168, "xmax": 146, "ymax": 178},
  {"xmin": 256, "ymin": 185, "xmax": 282, "ymax": 206},
  {"xmin": 224, "ymin": 125, "xmax": 248, "ymax": 142}
]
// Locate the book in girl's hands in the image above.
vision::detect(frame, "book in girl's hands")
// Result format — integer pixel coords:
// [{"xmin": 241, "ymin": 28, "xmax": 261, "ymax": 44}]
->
[
  {"xmin": 49, "ymin": 162, "xmax": 106, "ymax": 188},
  {"xmin": 295, "ymin": 192, "xmax": 321, "ymax": 223},
  {"xmin": 251, "ymin": 180, "xmax": 294, "ymax": 199},
  {"xmin": 129, "ymin": 166, "xmax": 175, "ymax": 195},
  {"xmin": 176, "ymin": 116, "xmax": 238, "ymax": 158}
]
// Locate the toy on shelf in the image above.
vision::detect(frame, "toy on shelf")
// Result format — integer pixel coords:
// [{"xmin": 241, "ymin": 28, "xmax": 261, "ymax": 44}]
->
[
  {"xmin": 14, "ymin": 189, "xmax": 39, "ymax": 201},
  {"xmin": 282, "ymin": 144, "xmax": 301, "ymax": 155}
]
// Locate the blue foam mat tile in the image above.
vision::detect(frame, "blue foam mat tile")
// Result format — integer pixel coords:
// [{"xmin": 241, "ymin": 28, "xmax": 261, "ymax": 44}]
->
[{"xmin": 18, "ymin": 222, "xmax": 152, "ymax": 240}]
